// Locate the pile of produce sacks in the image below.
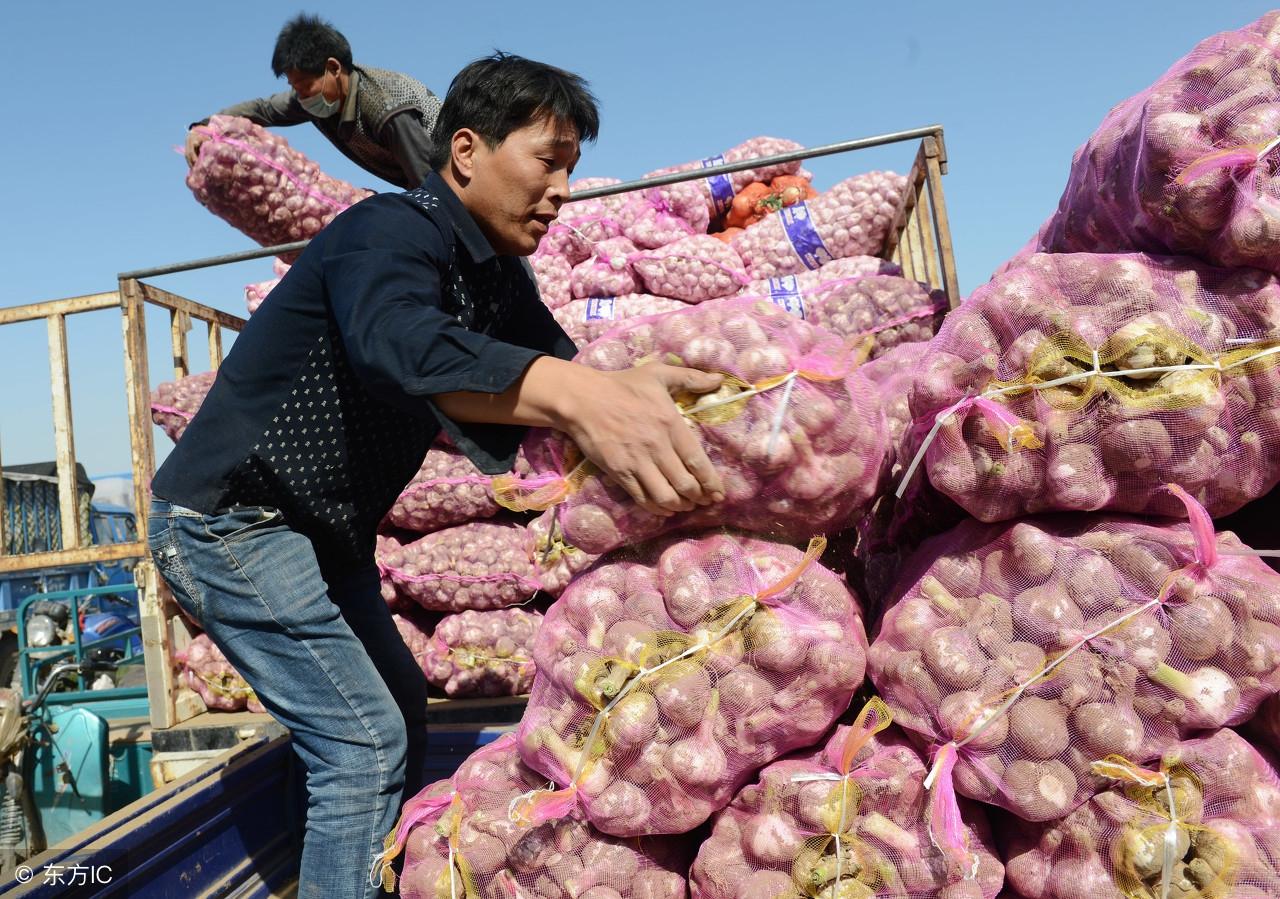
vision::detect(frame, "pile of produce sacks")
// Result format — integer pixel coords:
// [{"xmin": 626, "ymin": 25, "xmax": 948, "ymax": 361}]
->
[
  {"xmin": 530, "ymin": 137, "xmax": 930, "ymax": 354},
  {"xmin": 185, "ymin": 115, "xmax": 372, "ymax": 258},
  {"xmin": 691, "ymin": 699, "xmax": 1005, "ymax": 899},
  {"xmin": 646, "ymin": 136, "xmax": 812, "ymax": 221},
  {"xmin": 729, "ymin": 171, "xmax": 907, "ymax": 281},
  {"xmin": 737, "ymin": 256, "xmax": 946, "ymax": 359},
  {"xmin": 869, "ymin": 489, "xmax": 1280, "ymax": 824},
  {"xmin": 373, "ymin": 733, "xmax": 690, "ymax": 898}
]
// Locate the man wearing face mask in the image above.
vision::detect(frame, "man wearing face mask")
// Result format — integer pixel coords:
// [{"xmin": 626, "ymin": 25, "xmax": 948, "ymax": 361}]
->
[{"xmin": 184, "ymin": 12, "xmax": 440, "ymax": 190}]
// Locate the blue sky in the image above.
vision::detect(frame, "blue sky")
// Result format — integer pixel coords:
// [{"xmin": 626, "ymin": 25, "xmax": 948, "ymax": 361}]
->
[{"xmin": 2, "ymin": 0, "xmax": 1274, "ymax": 482}]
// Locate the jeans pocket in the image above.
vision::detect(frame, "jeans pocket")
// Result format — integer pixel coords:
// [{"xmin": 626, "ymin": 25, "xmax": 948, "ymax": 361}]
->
[
  {"xmin": 206, "ymin": 507, "xmax": 285, "ymax": 545},
  {"xmin": 149, "ymin": 537, "xmax": 204, "ymax": 623}
]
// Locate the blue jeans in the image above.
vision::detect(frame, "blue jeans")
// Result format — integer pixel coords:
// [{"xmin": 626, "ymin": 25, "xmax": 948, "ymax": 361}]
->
[{"xmin": 147, "ymin": 499, "xmax": 428, "ymax": 899}]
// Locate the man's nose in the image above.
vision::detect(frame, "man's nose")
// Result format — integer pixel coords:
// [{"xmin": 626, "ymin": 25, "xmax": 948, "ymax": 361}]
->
[{"xmin": 548, "ymin": 171, "xmax": 571, "ymax": 208}]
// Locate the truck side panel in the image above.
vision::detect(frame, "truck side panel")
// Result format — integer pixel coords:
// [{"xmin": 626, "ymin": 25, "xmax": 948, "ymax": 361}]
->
[{"xmin": 9, "ymin": 735, "xmax": 302, "ymax": 898}]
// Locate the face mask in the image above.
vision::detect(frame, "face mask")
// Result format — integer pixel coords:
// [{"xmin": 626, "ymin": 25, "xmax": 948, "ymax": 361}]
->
[{"xmin": 299, "ymin": 72, "xmax": 340, "ymax": 118}]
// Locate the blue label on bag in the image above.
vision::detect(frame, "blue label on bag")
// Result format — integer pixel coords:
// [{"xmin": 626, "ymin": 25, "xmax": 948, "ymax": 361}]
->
[
  {"xmin": 767, "ymin": 276, "xmax": 806, "ymax": 319},
  {"xmin": 584, "ymin": 297, "xmax": 616, "ymax": 321},
  {"xmin": 700, "ymin": 155, "xmax": 735, "ymax": 218},
  {"xmin": 779, "ymin": 202, "xmax": 835, "ymax": 270}
]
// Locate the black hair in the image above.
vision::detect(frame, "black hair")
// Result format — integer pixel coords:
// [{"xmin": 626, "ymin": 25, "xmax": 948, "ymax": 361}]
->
[
  {"xmin": 271, "ymin": 13, "xmax": 353, "ymax": 77},
  {"xmin": 428, "ymin": 52, "xmax": 600, "ymax": 171}
]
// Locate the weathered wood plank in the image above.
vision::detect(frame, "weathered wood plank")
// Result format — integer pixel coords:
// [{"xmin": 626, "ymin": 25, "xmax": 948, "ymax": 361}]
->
[
  {"xmin": 0, "ymin": 540, "xmax": 146, "ymax": 572},
  {"xmin": 119, "ymin": 279, "xmax": 156, "ymax": 531},
  {"xmin": 48, "ymin": 314, "xmax": 81, "ymax": 550},
  {"xmin": 0, "ymin": 292, "xmax": 118, "ymax": 326}
]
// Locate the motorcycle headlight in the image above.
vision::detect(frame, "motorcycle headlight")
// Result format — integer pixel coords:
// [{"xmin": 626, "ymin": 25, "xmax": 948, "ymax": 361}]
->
[{"xmin": 27, "ymin": 613, "xmax": 58, "ymax": 648}]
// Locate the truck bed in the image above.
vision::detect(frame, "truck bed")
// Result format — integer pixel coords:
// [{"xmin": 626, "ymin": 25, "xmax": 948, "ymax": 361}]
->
[{"xmin": 10, "ymin": 731, "xmax": 301, "ymax": 898}]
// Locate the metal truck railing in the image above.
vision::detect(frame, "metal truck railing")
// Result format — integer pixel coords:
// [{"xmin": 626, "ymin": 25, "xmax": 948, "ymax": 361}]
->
[{"xmin": 0, "ymin": 277, "xmax": 245, "ymax": 728}]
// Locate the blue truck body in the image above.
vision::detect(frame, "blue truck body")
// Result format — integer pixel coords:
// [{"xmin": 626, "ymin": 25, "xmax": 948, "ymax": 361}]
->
[
  {"xmin": 5, "ymin": 708, "xmax": 517, "ymax": 895},
  {"xmin": 0, "ymin": 465, "xmax": 138, "ymax": 633}
]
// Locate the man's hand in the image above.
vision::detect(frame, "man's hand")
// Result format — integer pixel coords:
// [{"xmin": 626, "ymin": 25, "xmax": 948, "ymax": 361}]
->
[
  {"xmin": 557, "ymin": 363, "xmax": 726, "ymax": 516},
  {"xmin": 432, "ymin": 357, "xmax": 725, "ymax": 516},
  {"xmin": 184, "ymin": 128, "xmax": 209, "ymax": 167}
]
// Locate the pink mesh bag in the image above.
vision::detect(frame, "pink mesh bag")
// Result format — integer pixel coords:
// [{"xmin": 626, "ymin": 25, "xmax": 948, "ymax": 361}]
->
[
  {"xmin": 569, "ymin": 237, "xmax": 641, "ymax": 299},
  {"xmin": 422, "ymin": 608, "xmax": 542, "ymax": 697},
  {"xmin": 730, "ymin": 172, "xmax": 907, "ymax": 280},
  {"xmin": 869, "ymin": 488, "xmax": 1280, "ymax": 825},
  {"xmin": 393, "ymin": 610, "xmax": 434, "ymax": 671},
  {"xmin": 569, "ymin": 177, "xmax": 630, "ymax": 220},
  {"xmin": 1029, "ymin": 12, "xmax": 1280, "ymax": 277},
  {"xmin": 737, "ymin": 254, "xmax": 899, "ymax": 298},
  {"xmin": 373, "ymin": 733, "xmax": 689, "ymax": 898},
  {"xmin": 245, "ymin": 258, "xmax": 291, "ymax": 315},
  {"xmin": 493, "ymin": 298, "xmax": 890, "ymax": 556},
  {"xmin": 377, "ymin": 519, "xmax": 598, "ymax": 612},
  {"xmin": 541, "ymin": 180, "xmax": 627, "ymax": 265},
  {"xmin": 176, "ymin": 633, "xmax": 265, "ymax": 714},
  {"xmin": 738, "ymin": 262, "xmax": 947, "ymax": 359},
  {"xmin": 150, "ymin": 371, "xmax": 216, "ymax": 443},
  {"xmin": 512, "ymin": 533, "xmax": 866, "ymax": 837},
  {"xmin": 861, "ymin": 341, "xmax": 933, "ymax": 472},
  {"xmin": 616, "ymin": 182, "xmax": 710, "ymax": 249},
  {"xmin": 630, "ymin": 234, "xmax": 749, "ymax": 303},
  {"xmin": 1003, "ymin": 728, "xmax": 1280, "ymax": 899},
  {"xmin": 185, "ymin": 115, "xmax": 372, "ymax": 259},
  {"xmin": 646, "ymin": 136, "xmax": 809, "ymax": 221},
  {"xmin": 551, "ymin": 294, "xmax": 688, "ymax": 348},
  {"xmin": 531, "ymin": 251, "xmax": 572, "ymax": 309},
  {"xmin": 899, "ymin": 252, "xmax": 1280, "ymax": 522},
  {"xmin": 385, "ymin": 446, "xmax": 528, "ymax": 535},
  {"xmin": 691, "ymin": 699, "xmax": 1005, "ymax": 899}
]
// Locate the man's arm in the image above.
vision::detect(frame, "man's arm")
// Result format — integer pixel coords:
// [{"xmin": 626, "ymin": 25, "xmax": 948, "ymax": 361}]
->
[
  {"xmin": 185, "ymin": 91, "xmax": 309, "ymax": 165},
  {"xmin": 322, "ymin": 198, "xmax": 722, "ymax": 514},
  {"xmin": 383, "ymin": 111, "xmax": 435, "ymax": 190},
  {"xmin": 433, "ymin": 357, "xmax": 724, "ymax": 516}
]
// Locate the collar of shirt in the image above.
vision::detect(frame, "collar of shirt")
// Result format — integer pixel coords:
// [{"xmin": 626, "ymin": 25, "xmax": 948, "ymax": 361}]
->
[
  {"xmin": 421, "ymin": 170, "xmax": 498, "ymax": 264},
  {"xmin": 339, "ymin": 67, "xmax": 361, "ymax": 126}
]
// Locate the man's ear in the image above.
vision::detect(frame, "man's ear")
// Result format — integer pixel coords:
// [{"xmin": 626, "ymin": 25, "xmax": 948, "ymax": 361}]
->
[
  {"xmin": 326, "ymin": 56, "xmax": 343, "ymax": 76},
  {"xmin": 451, "ymin": 128, "xmax": 480, "ymax": 182}
]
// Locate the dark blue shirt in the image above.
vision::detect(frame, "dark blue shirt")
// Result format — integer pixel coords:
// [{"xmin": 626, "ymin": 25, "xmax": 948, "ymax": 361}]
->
[{"xmin": 152, "ymin": 172, "xmax": 576, "ymax": 574}]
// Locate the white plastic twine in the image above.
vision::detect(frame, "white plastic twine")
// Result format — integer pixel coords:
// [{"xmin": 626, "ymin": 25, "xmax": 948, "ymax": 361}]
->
[
  {"xmin": 927, "ymin": 594, "xmax": 1166, "ymax": 765},
  {"xmin": 1258, "ymin": 133, "xmax": 1280, "ymax": 162},
  {"xmin": 679, "ymin": 368, "xmax": 803, "ymax": 457},
  {"xmin": 766, "ymin": 373, "xmax": 799, "ymax": 455},
  {"xmin": 1091, "ymin": 763, "xmax": 1181, "ymax": 899},
  {"xmin": 790, "ymin": 769, "xmax": 855, "ymax": 888},
  {"xmin": 561, "ymin": 598, "xmax": 757, "ymax": 790},
  {"xmin": 896, "ymin": 337, "xmax": 1280, "ymax": 499},
  {"xmin": 1158, "ymin": 774, "xmax": 1180, "ymax": 899}
]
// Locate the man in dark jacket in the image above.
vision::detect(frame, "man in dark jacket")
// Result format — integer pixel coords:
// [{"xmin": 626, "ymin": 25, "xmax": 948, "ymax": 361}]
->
[
  {"xmin": 151, "ymin": 53, "xmax": 723, "ymax": 899},
  {"xmin": 184, "ymin": 13, "xmax": 441, "ymax": 189}
]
